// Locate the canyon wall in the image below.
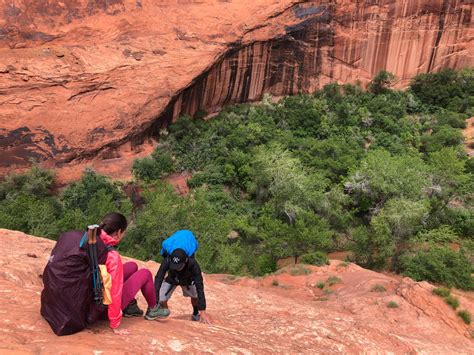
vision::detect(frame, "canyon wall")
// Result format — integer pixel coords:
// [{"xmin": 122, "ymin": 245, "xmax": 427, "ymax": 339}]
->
[{"xmin": 0, "ymin": 0, "xmax": 472, "ymax": 180}]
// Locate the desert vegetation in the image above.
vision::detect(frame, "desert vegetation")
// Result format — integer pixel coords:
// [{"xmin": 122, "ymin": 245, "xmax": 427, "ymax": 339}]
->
[{"xmin": 1, "ymin": 69, "xmax": 473, "ymax": 288}]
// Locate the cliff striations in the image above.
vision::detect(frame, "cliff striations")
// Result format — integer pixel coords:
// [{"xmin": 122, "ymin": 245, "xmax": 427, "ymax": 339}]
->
[{"xmin": 0, "ymin": 0, "xmax": 472, "ymax": 180}]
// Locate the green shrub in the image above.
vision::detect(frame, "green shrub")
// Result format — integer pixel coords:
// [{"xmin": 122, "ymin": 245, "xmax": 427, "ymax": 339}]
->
[
  {"xmin": 287, "ymin": 265, "xmax": 311, "ymax": 276},
  {"xmin": 400, "ymin": 247, "xmax": 474, "ymax": 290},
  {"xmin": 300, "ymin": 251, "xmax": 329, "ymax": 266},
  {"xmin": 410, "ymin": 68, "xmax": 474, "ymax": 114},
  {"xmin": 316, "ymin": 281, "xmax": 325, "ymax": 289},
  {"xmin": 387, "ymin": 301, "xmax": 399, "ymax": 308},
  {"xmin": 327, "ymin": 276, "xmax": 342, "ymax": 286},
  {"xmin": 457, "ymin": 310, "xmax": 471, "ymax": 324},
  {"xmin": 132, "ymin": 150, "xmax": 174, "ymax": 181},
  {"xmin": 337, "ymin": 261, "xmax": 350, "ymax": 268},
  {"xmin": 368, "ymin": 70, "xmax": 395, "ymax": 94},
  {"xmin": 421, "ymin": 126, "xmax": 464, "ymax": 152},
  {"xmin": 465, "ymin": 159, "xmax": 474, "ymax": 174},
  {"xmin": 0, "ymin": 165, "xmax": 55, "ymax": 200},
  {"xmin": 436, "ymin": 112, "xmax": 468, "ymax": 129},
  {"xmin": 0, "ymin": 194, "xmax": 62, "ymax": 238},
  {"xmin": 444, "ymin": 295, "xmax": 460, "ymax": 310},
  {"xmin": 432, "ymin": 287, "xmax": 451, "ymax": 297},
  {"xmin": 62, "ymin": 169, "xmax": 126, "ymax": 211},
  {"xmin": 371, "ymin": 284, "xmax": 387, "ymax": 292},
  {"xmin": 255, "ymin": 253, "xmax": 277, "ymax": 276}
]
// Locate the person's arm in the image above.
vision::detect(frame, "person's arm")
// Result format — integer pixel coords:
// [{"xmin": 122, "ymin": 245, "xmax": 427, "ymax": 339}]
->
[
  {"xmin": 191, "ymin": 260, "xmax": 206, "ymax": 311},
  {"xmin": 154, "ymin": 257, "xmax": 170, "ymax": 301},
  {"xmin": 105, "ymin": 250, "xmax": 124, "ymax": 330},
  {"xmin": 191, "ymin": 260, "xmax": 211, "ymax": 324}
]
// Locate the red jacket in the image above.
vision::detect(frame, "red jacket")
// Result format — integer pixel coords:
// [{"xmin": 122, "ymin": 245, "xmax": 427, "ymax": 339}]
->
[{"xmin": 100, "ymin": 230, "xmax": 123, "ymax": 329}]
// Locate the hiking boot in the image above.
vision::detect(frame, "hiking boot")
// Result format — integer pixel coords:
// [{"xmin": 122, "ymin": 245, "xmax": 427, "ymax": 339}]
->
[
  {"xmin": 144, "ymin": 304, "xmax": 170, "ymax": 320},
  {"xmin": 191, "ymin": 313, "xmax": 200, "ymax": 322},
  {"xmin": 123, "ymin": 299, "xmax": 144, "ymax": 318}
]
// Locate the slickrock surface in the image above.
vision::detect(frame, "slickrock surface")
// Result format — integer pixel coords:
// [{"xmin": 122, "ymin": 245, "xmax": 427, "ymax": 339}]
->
[
  {"xmin": 0, "ymin": 1, "xmax": 472, "ymax": 181},
  {"xmin": 0, "ymin": 229, "xmax": 473, "ymax": 353}
]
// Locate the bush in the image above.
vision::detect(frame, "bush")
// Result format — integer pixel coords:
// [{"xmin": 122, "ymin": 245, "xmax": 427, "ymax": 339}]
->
[
  {"xmin": 62, "ymin": 169, "xmax": 126, "ymax": 212},
  {"xmin": 457, "ymin": 310, "xmax": 471, "ymax": 324},
  {"xmin": 316, "ymin": 281, "xmax": 325, "ymax": 289},
  {"xmin": 410, "ymin": 68, "xmax": 474, "ymax": 113},
  {"xmin": 387, "ymin": 301, "xmax": 399, "ymax": 308},
  {"xmin": 327, "ymin": 276, "xmax": 342, "ymax": 286},
  {"xmin": 444, "ymin": 295, "xmax": 460, "ymax": 310},
  {"xmin": 432, "ymin": 287, "xmax": 451, "ymax": 297},
  {"xmin": 285, "ymin": 265, "xmax": 311, "ymax": 276},
  {"xmin": 368, "ymin": 71, "xmax": 395, "ymax": 94},
  {"xmin": 337, "ymin": 261, "xmax": 350, "ymax": 268},
  {"xmin": 300, "ymin": 251, "xmax": 329, "ymax": 266},
  {"xmin": 371, "ymin": 284, "xmax": 387, "ymax": 292},
  {"xmin": 132, "ymin": 150, "xmax": 175, "ymax": 181},
  {"xmin": 436, "ymin": 112, "xmax": 468, "ymax": 129},
  {"xmin": 349, "ymin": 224, "xmax": 393, "ymax": 270},
  {"xmin": 421, "ymin": 126, "xmax": 464, "ymax": 152},
  {"xmin": 400, "ymin": 247, "xmax": 474, "ymax": 290},
  {"xmin": 0, "ymin": 194, "xmax": 62, "ymax": 238},
  {"xmin": 0, "ymin": 165, "xmax": 55, "ymax": 200},
  {"xmin": 324, "ymin": 288, "xmax": 334, "ymax": 295}
]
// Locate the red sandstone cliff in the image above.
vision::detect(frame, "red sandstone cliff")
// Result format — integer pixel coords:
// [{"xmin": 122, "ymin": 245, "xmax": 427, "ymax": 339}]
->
[
  {"xmin": 0, "ymin": 1, "xmax": 472, "ymax": 180},
  {"xmin": 1, "ymin": 229, "xmax": 473, "ymax": 353}
]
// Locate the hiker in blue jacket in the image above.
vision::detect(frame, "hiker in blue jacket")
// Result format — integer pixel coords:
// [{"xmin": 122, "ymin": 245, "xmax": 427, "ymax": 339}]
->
[{"xmin": 153, "ymin": 230, "xmax": 211, "ymax": 324}]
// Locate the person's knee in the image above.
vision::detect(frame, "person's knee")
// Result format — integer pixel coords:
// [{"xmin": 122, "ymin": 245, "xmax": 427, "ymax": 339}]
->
[
  {"xmin": 138, "ymin": 268, "xmax": 153, "ymax": 280},
  {"xmin": 123, "ymin": 261, "xmax": 138, "ymax": 273}
]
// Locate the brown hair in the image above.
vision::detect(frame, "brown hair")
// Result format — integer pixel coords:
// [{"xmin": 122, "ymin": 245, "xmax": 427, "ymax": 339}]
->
[{"xmin": 99, "ymin": 212, "xmax": 128, "ymax": 235}]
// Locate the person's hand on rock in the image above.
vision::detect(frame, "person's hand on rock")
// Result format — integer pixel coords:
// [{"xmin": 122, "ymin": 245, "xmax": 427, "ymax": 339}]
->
[{"xmin": 200, "ymin": 311, "xmax": 212, "ymax": 324}]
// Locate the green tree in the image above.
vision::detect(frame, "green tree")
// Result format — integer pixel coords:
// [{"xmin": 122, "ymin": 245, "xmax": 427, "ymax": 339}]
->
[
  {"xmin": 368, "ymin": 70, "xmax": 396, "ymax": 94},
  {"xmin": 0, "ymin": 164, "xmax": 55, "ymax": 200},
  {"xmin": 345, "ymin": 150, "xmax": 430, "ymax": 212},
  {"xmin": 410, "ymin": 68, "xmax": 474, "ymax": 113},
  {"xmin": 62, "ymin": 169, "xmax": 128, "ymax": 209}
]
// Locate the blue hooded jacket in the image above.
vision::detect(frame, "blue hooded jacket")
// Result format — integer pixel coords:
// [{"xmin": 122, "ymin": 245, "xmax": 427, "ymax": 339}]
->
[{"xmin": 160, "ymin": 230, "xmax": 199, "ymax": 257}]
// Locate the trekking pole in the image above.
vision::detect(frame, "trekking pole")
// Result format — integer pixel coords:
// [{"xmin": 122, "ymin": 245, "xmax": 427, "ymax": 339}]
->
[{"xmin": 87, "ymin": 224, "xmax": 102, "ymax": 305}]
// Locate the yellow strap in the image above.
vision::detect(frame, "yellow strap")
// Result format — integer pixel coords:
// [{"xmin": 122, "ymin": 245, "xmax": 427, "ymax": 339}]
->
[{"xmin": 99, "ymin": 265, "xmax": 113, "ymax": 305}]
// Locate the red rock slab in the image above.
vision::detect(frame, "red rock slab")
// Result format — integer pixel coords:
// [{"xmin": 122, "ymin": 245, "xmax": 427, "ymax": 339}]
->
[{"xmin": 0, "ymin": 229, "xmax": 473, "ymax": 353}]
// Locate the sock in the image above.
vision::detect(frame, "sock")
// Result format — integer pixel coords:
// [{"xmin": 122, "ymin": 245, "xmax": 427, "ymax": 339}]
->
[{"xmin": 193, "ymin": 306, "xmax": 199, "ymax": 316}]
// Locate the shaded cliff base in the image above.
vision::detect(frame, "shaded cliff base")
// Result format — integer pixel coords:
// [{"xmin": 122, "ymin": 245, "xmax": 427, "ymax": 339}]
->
[{"xmin": 1, "ymin": 229, "xmax": 473, "ymax": 353}]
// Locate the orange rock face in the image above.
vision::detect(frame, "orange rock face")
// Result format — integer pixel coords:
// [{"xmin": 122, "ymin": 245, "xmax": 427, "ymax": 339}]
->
[
  {"xmin": 1, "ymin": 229, "xmax": 473, "ymax": 352},
  {"xmin": 0, "ymin": 1, "xmax": 472, "ymax": 181}
]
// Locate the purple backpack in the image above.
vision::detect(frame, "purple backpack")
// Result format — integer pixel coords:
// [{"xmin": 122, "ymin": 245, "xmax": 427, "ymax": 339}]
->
[{"xmin": 40, "ymin": 230, "xmax": 111, "ymax": 336}]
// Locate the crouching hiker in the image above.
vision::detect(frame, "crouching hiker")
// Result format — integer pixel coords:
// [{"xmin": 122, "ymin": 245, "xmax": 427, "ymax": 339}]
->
[
  {"xmin": 41, "ymin": 212, "xmax": 163, "ymax": 336},
  {"xmin": 153, "ymin": 230, "xmax": 211, "ymax": 324}
]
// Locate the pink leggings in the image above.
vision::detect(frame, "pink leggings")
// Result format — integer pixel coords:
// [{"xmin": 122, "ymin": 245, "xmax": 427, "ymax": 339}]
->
[{"xmin": 121, "ymin": 262, "xmax": 156, "ymax": 309}]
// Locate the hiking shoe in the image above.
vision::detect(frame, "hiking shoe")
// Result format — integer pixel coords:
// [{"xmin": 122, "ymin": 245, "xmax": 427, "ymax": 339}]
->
[
  {"xmin": 191, "ymin": 313, "xmax": 200, "ymax": 322},
  {"xmin": 123, "ymin": 299, "xmax": 144, "ymax": 318},
  {"xmin": 144, "ymin": 304, "xmax": 170, "ymax": 320}
]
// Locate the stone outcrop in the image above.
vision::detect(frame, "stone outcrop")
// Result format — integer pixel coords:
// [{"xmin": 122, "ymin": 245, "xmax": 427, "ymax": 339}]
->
[
  {"xmin": 0, "ymin": 1, "xmax": 472, "ymax": 181},
  {"xmin": 1, "ymin": 229, "xmax": 473, "ymax": 353}
]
